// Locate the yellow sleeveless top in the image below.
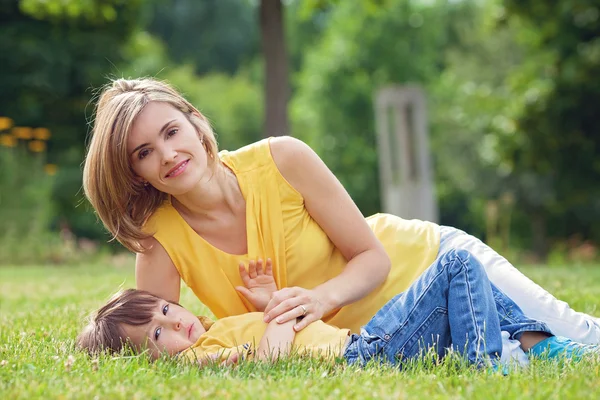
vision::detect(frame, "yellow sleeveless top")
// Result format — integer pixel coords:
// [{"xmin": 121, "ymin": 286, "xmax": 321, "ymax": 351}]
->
[{"xmin": 145, "ymin": 138, "xmax": 440, "ymax": 333}]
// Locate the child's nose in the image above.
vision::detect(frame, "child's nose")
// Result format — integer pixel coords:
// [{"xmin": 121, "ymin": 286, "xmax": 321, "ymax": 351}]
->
[{"xmin": 174, "ymin": 320, "xmax": 182, "ymax": 330}]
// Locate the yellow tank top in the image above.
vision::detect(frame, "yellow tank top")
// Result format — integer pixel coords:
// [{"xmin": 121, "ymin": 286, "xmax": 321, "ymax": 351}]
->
[
  {"xmin": 145, "ymin": 138, "xmax": 440, "ymax": 333},
  {"xmin": 182, "ymin": 313, "xmax": 350, "ymax": 363}
]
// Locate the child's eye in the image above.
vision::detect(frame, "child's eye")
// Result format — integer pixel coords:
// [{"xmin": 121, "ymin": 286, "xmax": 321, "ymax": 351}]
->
[
  {"xmin": 162, "ymin": 304, "xmax": 169, "ymax": 315},
  {"xmin": 154, "ymin": 327, "xmax": 161, "ymax": 340}
]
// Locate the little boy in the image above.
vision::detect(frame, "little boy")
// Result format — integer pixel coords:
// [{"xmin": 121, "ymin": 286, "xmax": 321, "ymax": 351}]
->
[{"xmin": 78, "ymin": 250, "xmax": 598, "ymax": 367}]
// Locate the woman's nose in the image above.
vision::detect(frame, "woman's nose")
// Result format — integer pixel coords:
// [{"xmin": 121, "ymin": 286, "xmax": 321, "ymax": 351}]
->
[
  {"xmin": 161, "ymin": 146, "xmax": 178, "ymax": 165},
  {"xmin": 174, "ymin": 320, "xmax": 182, "ymax": 331}
]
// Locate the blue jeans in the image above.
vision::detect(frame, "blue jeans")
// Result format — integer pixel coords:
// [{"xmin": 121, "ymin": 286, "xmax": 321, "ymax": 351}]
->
[
  {"xmin": 343, "ymin": 249, "xmax": 552, "ymax": 368},
  {"xmin": 439, "ymin": 226, "xmax": 600, "ymax": 348}
]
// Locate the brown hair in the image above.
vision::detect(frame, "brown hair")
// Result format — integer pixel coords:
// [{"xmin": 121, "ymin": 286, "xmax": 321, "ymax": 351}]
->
[
  {"xmin": 82, "ymin": 78, "xmax": 220, "ymax": 252},
  {"xmin": 77, "ymin": 289, "xmax": 162, "ymax": 355}
]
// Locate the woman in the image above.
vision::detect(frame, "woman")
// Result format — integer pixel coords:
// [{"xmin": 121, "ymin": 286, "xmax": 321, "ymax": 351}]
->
[{"xmin": 83, "ymin": 78, "xmax": 600, "ymax": 364}]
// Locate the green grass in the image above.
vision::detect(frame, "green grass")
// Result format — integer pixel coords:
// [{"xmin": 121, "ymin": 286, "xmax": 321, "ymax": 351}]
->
[{"xmin": 2, "ymin": 263, "xmax": 600, "ymax": 399}]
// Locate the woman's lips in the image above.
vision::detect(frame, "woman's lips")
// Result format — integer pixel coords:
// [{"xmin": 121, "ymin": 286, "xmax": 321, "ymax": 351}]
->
[{"xmin": 165, "ymin": 160, "xmax": 189, "ymax": 178}]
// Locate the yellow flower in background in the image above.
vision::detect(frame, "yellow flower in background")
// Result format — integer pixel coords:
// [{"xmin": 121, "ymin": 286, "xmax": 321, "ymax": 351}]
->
[
  {"xmin": 0, "ymin": 134, "xmax": 17, "ymax": 147},
  {"xmin": 28, "ymin": 140, "xmax": 46, "ymax": 153},
  {"xmin": 33, "ymin": 128, "xmax": 51, "ymax": 141},
  {"xmin": 0, "ymin": 117, "xmax": 13, "ymax": 131},
  {"xmin": 44, "ymin": 164, "xmax": 58, "ymax": 176},
  {"xmin": 12, "ymin": 127, "xmax": 33, "ymax": 140}
]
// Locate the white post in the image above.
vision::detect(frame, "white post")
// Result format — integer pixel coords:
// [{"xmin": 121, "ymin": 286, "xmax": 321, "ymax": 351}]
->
[{"xmin": 374, "ymin": 85, "xmax": 438, "ymax": 222}]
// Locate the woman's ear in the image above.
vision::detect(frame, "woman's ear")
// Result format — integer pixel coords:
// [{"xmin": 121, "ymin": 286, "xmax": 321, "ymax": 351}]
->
[{"xmin": 133, "ymin": 174, "xmax": 149, "ymax": 187}]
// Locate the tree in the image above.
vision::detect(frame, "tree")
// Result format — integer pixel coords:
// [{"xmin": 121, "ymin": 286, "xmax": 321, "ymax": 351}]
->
[
  {"xmin": 145, "ymin": 0, "xmax": 289, "ymax": 138},
  {"xmin": 260, "ymin": 0, "xmax": 290, "ymax": 137}
]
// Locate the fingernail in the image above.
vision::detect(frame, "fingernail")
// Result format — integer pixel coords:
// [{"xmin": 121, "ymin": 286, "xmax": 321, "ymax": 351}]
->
[
  {"xmin": 294, "ymin": 325, "xmax": 300, "ymax": 331},
  {"xmin": 263, "ymin": 316, "xmax": 270, "ymax": 322},
  {"xmin": 276, "ymin": 318, "xmax": 282, "ymax": 323}
]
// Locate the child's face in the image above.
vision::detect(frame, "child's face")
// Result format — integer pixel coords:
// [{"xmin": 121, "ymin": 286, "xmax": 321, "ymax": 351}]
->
[{"xmin": 124, "ymin": 301, "xmax": 206, "ymax": 359}]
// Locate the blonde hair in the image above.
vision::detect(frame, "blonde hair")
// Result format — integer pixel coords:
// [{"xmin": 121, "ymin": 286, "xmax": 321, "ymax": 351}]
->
[{"xmin": 83, "ymin": 78, "xmax": 220, "ymax": 252}]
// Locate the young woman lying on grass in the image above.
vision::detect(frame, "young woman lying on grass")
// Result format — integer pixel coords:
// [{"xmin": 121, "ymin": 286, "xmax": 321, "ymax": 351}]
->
[{"xmin": 77, "ymin": 250, "xmax": 599, "ymax": 370}]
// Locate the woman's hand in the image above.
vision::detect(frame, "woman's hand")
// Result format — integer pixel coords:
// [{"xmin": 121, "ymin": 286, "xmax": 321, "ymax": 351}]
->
[
  {"xmin": 235, "ymin": 258, "xmax": 278, "ymax": 311},
  {"xmin": 263, "ymin": 287, "xmax": 327, "ymax": 332}
]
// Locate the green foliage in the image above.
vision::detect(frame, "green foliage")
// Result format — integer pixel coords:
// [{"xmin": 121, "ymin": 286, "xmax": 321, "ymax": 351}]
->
[
  {"xmin": 291, "ymin": 0, "xmax": 600, "ymax": 253},
  {"xmin": 0, "ymin": 142, "xmax": 54, "ymax": 237},
  {"xmin": 292, "ymin": 0, "xmax": 470, "ymax": 217},
  {"xmin": 500, "ymin": 0, "xmax": 600, "ymax": 244},
  {"xmin": 19, "ymin": 0, "xmax": 132, "ymax": 22},
  {"xmin": 166, "ymin": 68, "xmax": 265, "ymax": 152},
  {"xmin": 145, "ymin": 0, "xmax": 259, "ymax": 75},
  {"xmin": 0, "ymin": 135, "xmax": 70, "ymax": 264},
  {"xmin": 0, "ymin": 0, "xmax": 144, "ymax": 243},
  {"xmin": 119, "ymin": 31, "xmax": 265, "ymax": 153}
]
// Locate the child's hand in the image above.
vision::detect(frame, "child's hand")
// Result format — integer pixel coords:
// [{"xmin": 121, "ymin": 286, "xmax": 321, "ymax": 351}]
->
[
  {"xmin": 235, "ymin": 258, "xmax": 278, "ymax": 311},
  {"xmin": 196, "ymin": 352, "xmax": 240, "ymax": 368}
]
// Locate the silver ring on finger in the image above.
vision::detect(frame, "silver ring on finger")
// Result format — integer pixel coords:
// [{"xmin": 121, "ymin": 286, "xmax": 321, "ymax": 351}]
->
[{"xmin": 300, "ymin": 305, "xmax": 307, "ymax": 316}]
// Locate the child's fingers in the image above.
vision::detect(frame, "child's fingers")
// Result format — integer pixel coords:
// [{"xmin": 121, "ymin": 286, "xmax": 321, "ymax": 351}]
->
[
  {"xmin": 238, "ymin": 262, "xmax": 250, "ymax": 284},
  {"xmin": 265, "ymin": 258, "xmax": 273, "ymax": 276},
  {"xmin": 256, "ymin": 258, "xmax": 264, "ymax": 275},
  {"xmin": 248, "ymin": 260, "xmax": 257, "ymax": 279},
  {"xmin": 235, "ymin": 286, "xmax": 254, "ymax": 302},
  {"xmin": 221, "ymin": 352, "xmax": 240, "ymax": 367}
]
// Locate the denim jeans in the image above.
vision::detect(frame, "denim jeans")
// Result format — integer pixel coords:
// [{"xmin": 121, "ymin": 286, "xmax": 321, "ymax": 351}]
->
[
  {"xmin": 438, "ymin": 226, "xmax": 600, "ymax": 366},
  {"xmin": 343, "ymin": 249, "xmax": 551, "ymax": 368}
]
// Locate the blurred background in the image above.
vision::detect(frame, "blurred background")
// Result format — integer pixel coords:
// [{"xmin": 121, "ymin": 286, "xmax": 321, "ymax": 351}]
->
[{"xmin": 0, "ymin": 0, "xmax": 599, "ymax": 266}]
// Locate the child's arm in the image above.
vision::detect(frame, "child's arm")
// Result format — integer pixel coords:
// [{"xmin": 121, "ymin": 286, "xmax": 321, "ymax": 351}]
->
[
  {"xmin": 236, "ymin": 258, "xmax": 278, "ymax": 311},
  {"xmin": 256, "ymin": 318, "xmax": 297, "ymax": 362}
]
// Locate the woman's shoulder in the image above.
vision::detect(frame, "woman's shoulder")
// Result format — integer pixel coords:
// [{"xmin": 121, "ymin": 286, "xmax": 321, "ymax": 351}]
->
[
  {"xmin": 219, "ymin": 136, "xmax": 310, "ymax": 174},
  {"xmin": 219, "ymin": 138, "xmax": 274, "ymax": 173}
]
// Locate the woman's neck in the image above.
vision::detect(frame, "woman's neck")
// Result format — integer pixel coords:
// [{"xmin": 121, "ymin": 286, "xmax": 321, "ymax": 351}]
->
[{"xmin": 171, "ymin": 164, "xmax": 244, "ymax": 219}]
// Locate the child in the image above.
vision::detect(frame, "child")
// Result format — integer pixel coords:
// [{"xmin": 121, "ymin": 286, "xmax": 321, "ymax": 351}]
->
[{"xmin": 77, "ymin": 250, "xmax": 598, "ymax": 368}]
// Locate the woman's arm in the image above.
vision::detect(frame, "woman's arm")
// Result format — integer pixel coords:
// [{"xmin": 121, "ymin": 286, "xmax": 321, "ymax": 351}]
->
[
  {"xmin": 264, "ymin": 136, "xmax": 391, "ymax": 330},
  {"xmin": 135, "ymin": 236, "xmax": 181, "ymax": 303}
]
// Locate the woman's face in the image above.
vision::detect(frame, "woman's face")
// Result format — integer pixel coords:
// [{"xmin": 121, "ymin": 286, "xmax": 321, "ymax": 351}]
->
[{"xmin": 127, "ymin": 101, "xmax": 209, "ymax": 195}]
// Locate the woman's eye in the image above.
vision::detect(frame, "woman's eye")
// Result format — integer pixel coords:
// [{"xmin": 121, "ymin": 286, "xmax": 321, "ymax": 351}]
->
[
  {"xmin": 162, "ymin": 304, "xmax": 169, "ymax": 315},
  {"xmin": 154, "ymin": 327, "xmax": 161, "ymax": 340},
  {"xmin": 166, "ymin": 128, "xmax": 178, "ymax": 138},
  {"xmin": 138, "ymin": 149, "xmax": 150, "ymax": 160}
]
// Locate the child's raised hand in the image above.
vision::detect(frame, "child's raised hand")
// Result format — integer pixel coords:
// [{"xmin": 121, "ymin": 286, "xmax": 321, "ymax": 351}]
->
[{"xmin": 235, "ymin": 258, "xmax": 278, "ymax": 311}]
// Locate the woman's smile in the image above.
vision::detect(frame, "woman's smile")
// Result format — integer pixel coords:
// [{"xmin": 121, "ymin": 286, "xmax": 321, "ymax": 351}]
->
[{"xmin": 165, "ymin": 159, "xmax": 189, "ymax": 178}]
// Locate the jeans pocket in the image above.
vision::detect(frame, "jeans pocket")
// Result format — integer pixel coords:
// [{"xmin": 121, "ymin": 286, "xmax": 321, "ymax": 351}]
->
[{"xmin": 393, "ymin": 307, "xmax": 449, "ymax": 362}]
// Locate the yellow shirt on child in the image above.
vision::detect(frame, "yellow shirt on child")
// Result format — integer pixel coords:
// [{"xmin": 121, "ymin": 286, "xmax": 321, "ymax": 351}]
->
[{"xmin": 182, "ymin": 313, "xmax": 350, "ymax": 363}]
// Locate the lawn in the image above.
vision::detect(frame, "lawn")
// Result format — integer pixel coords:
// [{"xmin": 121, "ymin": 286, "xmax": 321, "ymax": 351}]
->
[{"xmin": 1, "ymin": 262, "xmax": 600, "ymax": 399}]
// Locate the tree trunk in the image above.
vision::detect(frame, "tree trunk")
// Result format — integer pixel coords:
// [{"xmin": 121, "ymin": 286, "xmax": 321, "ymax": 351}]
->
[{"xmin": 260, "ymin": 0, "xmax": 289, "ymax": 137}]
